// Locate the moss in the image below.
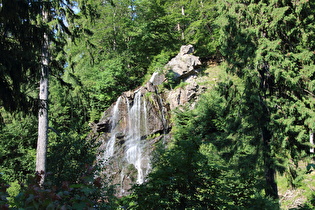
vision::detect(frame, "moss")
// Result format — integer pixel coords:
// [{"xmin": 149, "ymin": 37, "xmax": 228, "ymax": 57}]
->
[
  {"xmin": 174, "ymin": 82, "xmax": 188, "ymax": 90},
  {"xmin": 146, "ymin": 133, "xmax": 161, "ymax": 140},
  {"xmin": 144, "ymin": 92, "xmax": 155, "ymax": 104}
]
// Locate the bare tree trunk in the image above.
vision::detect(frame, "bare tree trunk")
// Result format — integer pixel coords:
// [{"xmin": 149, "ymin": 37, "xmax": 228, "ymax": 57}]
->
[
  {"xmin": 310, "ymin": 131, "xmax": 314, "ymax": 153},
  {"xmin": 181, "ymin": 6, "xmax": 185, "ymax": 40},
  {"xmin": 36, "ymin": 8, "xmax": 49, "ymax": 186},
  {"xmin": 177, "ymin": 6, "xmax": 185, "ymax": 40}
]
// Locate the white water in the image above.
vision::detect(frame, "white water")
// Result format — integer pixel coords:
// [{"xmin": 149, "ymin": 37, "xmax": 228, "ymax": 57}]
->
[
  {"xmin": 104, "ymin": 96, "xmax": 122, "ymax": 161},
  {"xmin": 125, "ymin": 90, "xmax": 148, "ymax": 184},
  {"xmin": 149, "ymin": 72, "xmax": 159, "ymax": 84},
  {"xmin": 103, "ymin": 90, "xmax": 150, "ymax": 185}
]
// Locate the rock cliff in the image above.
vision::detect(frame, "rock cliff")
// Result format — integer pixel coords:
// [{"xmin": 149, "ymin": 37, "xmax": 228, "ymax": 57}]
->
[{"xmin": 90, "ymin": 45, "xmax": 207, "ymax": 196}]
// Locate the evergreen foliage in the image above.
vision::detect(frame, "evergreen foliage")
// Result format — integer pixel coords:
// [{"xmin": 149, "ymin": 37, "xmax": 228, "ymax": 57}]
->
[
  {"xmin": 216, "ymin": 0, "xmax": 315, "ymax": 197},
  {"xmin": 127, "ymin": 84, "xmax": 279, "ymax": 209},
  {"xmin": 0, "ymin": 111, "xmax": 37, "ymax": 183},
  {"xmin": 1, "ymin": 0, "xmax": 315, "ymax": 208},
  {"xmin": 0, "ymin": 0, "xmax": 42, "ymax": 112},
  {"xmin": 0, "ymin": 0, "xmax": 94, "ymax": 113}
]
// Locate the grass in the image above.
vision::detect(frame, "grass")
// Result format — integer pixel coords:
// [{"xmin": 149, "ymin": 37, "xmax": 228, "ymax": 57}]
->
[
  {"xmin": 278, "ymin": 160, "xmax": 315, "ymax": 209},
  {"xmin": 196, "ymin": 65, "xmax": 222, "ymax": 87}
]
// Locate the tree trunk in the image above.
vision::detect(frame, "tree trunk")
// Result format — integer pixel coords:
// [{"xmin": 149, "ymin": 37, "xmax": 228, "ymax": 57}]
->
[
  {"xmin": 259, "ymin": 95, "xmax": 278, "ymax": 199},
  {"xmin": 310, "ymin": 131, "xmax": 314, "ymax": 153},
  {"xmin": 181, "ymin": 6, "xmax": 185, "ymax": 40},
  {"xmin": 36, "ymin": 8, "xmax": 49, "ymax": 186},
  {"xmin": 261, "ymin": 126, "xmax": 278, "ymax": 199}
]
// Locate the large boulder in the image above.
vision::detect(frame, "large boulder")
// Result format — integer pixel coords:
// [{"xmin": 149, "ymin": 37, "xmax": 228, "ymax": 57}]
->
[
  {"xmin": 166, "ymin": 81, "xmax": 201, "ymax": 110},
  {"xmin": 165, "ymin": 44, "xmax": 201, "ymax": 80}
]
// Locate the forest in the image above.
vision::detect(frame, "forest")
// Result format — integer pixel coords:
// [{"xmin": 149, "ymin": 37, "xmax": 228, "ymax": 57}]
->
[{"xmin": 1, "ymin": 0, "xmax": 315, "ymax": 209}]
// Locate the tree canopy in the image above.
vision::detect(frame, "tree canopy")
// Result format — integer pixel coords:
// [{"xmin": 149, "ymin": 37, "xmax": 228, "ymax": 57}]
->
[{"xmin": 1, "ymin": 0, "xmax": 315, "ymax": 208}]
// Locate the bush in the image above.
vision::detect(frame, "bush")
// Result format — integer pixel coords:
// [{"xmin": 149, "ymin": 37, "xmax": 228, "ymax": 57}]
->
[
  {"xmin": 12, "ymin": 167, "xmax": 116, "ymax": 209},
  {"xmin": 0, "ymin": 174, "xmax": 9, "ymax": 209}
]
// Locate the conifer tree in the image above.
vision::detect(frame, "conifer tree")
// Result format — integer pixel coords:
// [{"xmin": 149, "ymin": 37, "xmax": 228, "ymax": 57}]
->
[
  {"xmin": 216, "ymin": 0, "xmax": 315, "ymax": 198},
  {"xmin": 0, "ymin": 0, "xmax": 96, "ymax": 184},
  {"xmin": 0, "ymin": 0, "xmax": 42, "ymax": 112}
]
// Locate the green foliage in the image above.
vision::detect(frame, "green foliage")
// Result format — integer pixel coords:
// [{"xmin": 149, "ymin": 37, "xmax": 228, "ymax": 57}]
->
[
  {"xmin": 0, "ymin": 79, "xmax": 114, "ymax": 206},
  {"xmin": 183, "ymin": 0, "xmax": 220, "ymax": 57},
  {"xmin": 0, "ymin": 0, "xmax": 42, "ymax": 112},
  {"xmin": 174, "ymin": 82, "xmax": 188, "ymax": 90},
  {"xmin": 146, "ymin": 133, "xmax": 161, "ymax": 141},
  {"xmin": 64, "ymin": 51, "xmax": 140, "ymax": 120},
  {"xmin": 47, "ymin": 132, "xmax": 97, "ymax": 186},
  {"xmin": 0, "ymin": 0, "xmax": 92, "ymax": 113},
  {"xmin": 0, "ymin": 111, "xmax": 37, "ymax": 183},
  {"xmin": 64, "ymin": 0, "xmax": 186, "ymax": 119},
  {"xmin": 13, "ymin": 167, "xmax": 116, "ymax": 209},
  {"xmin": 126, "ymin": 83, "xmax": 279, "ymax": 209},
  {"xmin": 163, "ymin": 70, "xmax": 178, "ymax": 90},
  {"xmin": 3, "ymin": 0, "xmax": 315, "ymax": 207},
  {"xmin": 0, "ymin": 174, "xmax": 9, "ymax": 209},
  {"xmin": 6, "ymin": 180, "xmax": 21, "ymax": 207},
  {"xmin": 147, "ymin": 50, "xmax": 175, "ymax": 75},
  {"xmin": 216, "ymin": 0, "xmax": 315, "ymax": 198},
  {"xmin": 0, "ymin": 74, "xmax": 98, "ymax": 191},
  {"xmin": 47, "ymin": 78, "xmax": 98, "ymax": 186}
]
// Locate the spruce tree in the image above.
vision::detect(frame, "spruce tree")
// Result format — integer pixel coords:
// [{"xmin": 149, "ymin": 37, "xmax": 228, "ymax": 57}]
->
[
  {"xmin": 0, "ymin": 0, "xmax": 97, "ymax": 184},
  {"xmin": 0, "ymin": 0, "xmax": 42, "ymax": 112},
  {"xmin": 216, "ymin": 0, "xmax": 315, "ymax": 198}
]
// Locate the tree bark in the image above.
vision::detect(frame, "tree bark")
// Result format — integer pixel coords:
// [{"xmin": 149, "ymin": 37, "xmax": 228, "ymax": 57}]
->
[
  {"xmin": 181, "ymin": 6, "xmax": 185, "ymax": 40},
  {"xmin": 310, "ymin": 131, "xmax": 314, "ymax": 153},
  {"xmin": 259, "ymin": 95, "xmax": 278, "ymax": 199},
  {"xmin": 36, "ymin": 8, "xmax": 49, "ymax": 186},
  {"xmin": 261, "ymin": 126, "xmax": 278, "ymax": 199}
]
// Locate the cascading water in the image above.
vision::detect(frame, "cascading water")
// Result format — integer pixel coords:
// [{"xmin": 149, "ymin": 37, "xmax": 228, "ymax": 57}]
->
[
  {"xmin": 103, "ymin": 96, "xmax": 122, "ymax": 161},
  {"xmin": 102, "ymin": 87, "xmax": 159, "ymax": 189},
  {"xmin": 125, "ymin": 90, "xmax": 148, "ymax": 184},
  {"xmin": 149, "ymin": 72, "xmax": 159, "ymax": 84}
]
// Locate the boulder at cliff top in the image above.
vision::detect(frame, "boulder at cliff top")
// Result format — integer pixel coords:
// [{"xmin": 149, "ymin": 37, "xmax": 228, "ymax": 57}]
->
[{"xmin": 165, "ymin": 44, "xmax": 201, "ymax": 80}]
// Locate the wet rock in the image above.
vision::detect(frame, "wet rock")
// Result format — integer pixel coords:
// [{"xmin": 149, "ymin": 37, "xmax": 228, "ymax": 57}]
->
[{"xmin": 96, "ymin": 118, "xmax": 111, "ymax": 132}]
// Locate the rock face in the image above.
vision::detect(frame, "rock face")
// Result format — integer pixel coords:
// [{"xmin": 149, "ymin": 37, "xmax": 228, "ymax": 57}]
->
[
  {"xmin": 90, "ymin": 45, "xmax": 206, "ymax": 196},
  {"xmin": 165, "ymin": 44, "xmax": 201, "ymax": 80},
  {"xmin": 166, "ymin": 80, "xmax": 200, "ymax": 110}
]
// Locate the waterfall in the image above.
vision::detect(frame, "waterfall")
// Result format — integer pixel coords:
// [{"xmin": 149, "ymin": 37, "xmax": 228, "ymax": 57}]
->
[
  {"xmin": 104, "ymin": 96, "xmax": 122, "ymax": 161},
  {"xmin": 102, "ymin": 88, "xmax": 153, "ymax": 186},
  {"xmin": 149, "ymin": 72, "xmax": 159, "ymax": 84},
  {"xmin": 125, "ymin": 90, "xmax": 148, "ymax": 184}
]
